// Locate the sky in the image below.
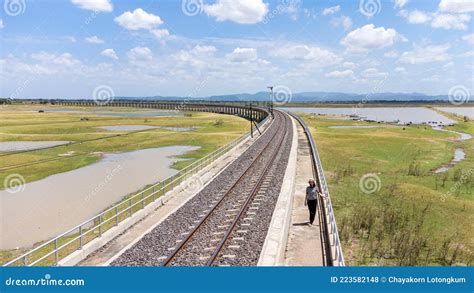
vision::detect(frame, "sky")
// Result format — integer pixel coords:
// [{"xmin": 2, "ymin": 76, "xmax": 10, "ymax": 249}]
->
[{"xmin": 0, "ymin": 0, "xmax": 473, "ymax": 99}]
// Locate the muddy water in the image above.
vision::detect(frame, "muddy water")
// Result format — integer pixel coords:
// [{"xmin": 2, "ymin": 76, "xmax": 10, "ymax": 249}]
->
[
  {"xmin": 0, "ymin": 145, "xmax": 199, "ymax": 249},
  {"xmin": 432, "ymin": 127, "xmax": 471, "ymax": 173}
]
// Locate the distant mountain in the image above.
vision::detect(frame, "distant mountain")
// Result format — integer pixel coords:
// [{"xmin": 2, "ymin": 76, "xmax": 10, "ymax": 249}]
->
[{"xmin": 116, "ymin": 91, "xmax": 449, "ymax": 102}]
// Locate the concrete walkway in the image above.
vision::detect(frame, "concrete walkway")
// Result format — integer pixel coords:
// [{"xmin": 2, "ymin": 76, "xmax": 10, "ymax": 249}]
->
[{"xmin": 284, "ymin": 122, "xmax": 324, "ymax": 266}]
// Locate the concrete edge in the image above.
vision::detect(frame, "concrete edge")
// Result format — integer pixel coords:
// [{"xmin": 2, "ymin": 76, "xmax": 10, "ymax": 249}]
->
[
  {"xmin": 58, "ymin": 118, "xmax": 272, "ymax": 266},
  {"xmin": 257, "ymin": 115, "xmax": 298, "ymax": 266}
]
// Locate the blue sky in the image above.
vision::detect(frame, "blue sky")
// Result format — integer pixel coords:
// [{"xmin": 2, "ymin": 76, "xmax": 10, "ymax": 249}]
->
[{"xmin": 1, "ymin": 0, "xmax": 473, "ymax": 99}]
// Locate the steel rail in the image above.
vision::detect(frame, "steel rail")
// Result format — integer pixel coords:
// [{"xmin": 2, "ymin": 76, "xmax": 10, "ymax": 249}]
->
[{"xmin": 162, "ymin": 112, "xmax": 283, "ymax": 266}]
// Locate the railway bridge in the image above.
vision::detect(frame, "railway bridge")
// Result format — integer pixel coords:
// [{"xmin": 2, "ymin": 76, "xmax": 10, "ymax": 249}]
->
[{"xmin": 4, "ymin": 100, "xmax": 344, "ymax": 267}]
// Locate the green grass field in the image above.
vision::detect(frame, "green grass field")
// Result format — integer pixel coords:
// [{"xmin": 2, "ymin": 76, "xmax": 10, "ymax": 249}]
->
[{"xmin": 302, "ymin": 111, "xmax": 473, "ymax": 266}]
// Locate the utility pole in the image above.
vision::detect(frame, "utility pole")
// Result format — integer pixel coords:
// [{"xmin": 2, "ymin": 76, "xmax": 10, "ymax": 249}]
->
[
  {"xmin": 249, "ymin": 102, "xmax": 253, "ymax": 138},
  {"xmin": 267, "ymin": 86, "xmax": 274, "ymax": 118}
]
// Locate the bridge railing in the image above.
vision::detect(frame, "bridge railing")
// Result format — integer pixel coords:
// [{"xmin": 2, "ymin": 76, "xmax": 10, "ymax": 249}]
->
[
  {"xmin": 3, "ymin": 116, "xmax": 270, "ymax": 267},
  {"xmin": 287, "ymin": 112, "xmax": 345, "ymax": 266}
]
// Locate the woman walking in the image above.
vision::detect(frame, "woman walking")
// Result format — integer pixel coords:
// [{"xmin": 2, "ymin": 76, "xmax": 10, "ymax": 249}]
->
[{"xmin": 305, "ymin": 179, "xmax": 320, "ymax": 226}]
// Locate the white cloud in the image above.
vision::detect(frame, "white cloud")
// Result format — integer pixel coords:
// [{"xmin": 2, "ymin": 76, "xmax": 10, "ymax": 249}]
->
[
  {"xmin": 393, "ymin": 0, "xmax": 409, "ymax": 9},
  {"xmin": 127, "ymin": 47, "xmax": 153, "ymax": 61},
  {"xmin": 279, "ymin": 0, "xmax": 301, "ymax": 21},
  {"xmin": 384, "ymin": 50, "xmax": 399, "ymax": 58},
  {"xmin": 203, "ymin": 0, "xmax": 268, "ymax": 24},
  {"xmin": 462, "ymin": 33, "xmax": 474, "ymax": 45},
  {"xmin": 115, "ymin": 8, "xmax": 163, "ymax": 30},
  {"xmin": 399, "ymin": 44, "xmax": 451, "ymax": 64},
  {"xmin": 65, "ymin": 36, "xmax": 77, "ymax": 43},
  {"xmin": 226, "ymin": 47, "xmax": 258, "ymax": 62},
  {"xmin": 31, "ymin": 52, "xmax": 80, "ymax": 67},
  {"xmin": 399, "ymin": 9, "xmax": 431, "ymax": 23},
  {"xmin": 151, "ymin": 29, "xmax": 170, "ymax": 40},
  {"xmin": 272, "ymin": 45, "xmax": 342, "ymax": 67},
  {"xmin": 361, "ymin": 68, "xmax": 388, "ymax": 79},
  {"xmin": 191, "ymin": 45, "xmax": 217, "ymax": 56},
  {"xmin": 459, "ymin": 51, "xmax": 474, "ymax": 58},
  {"xmin": 85, "ymin": 35, "xmax": 104, "ymax": 44},
  {"xmin": 438, "ymin": 0, "xmax": 474, "ymax": 13},
  {"xmin": 71, "ymin": 0, "xmax": 112, "ymax": 12},
  {"xmin": 342, "ymin": 62, "xmax": 357, "ymax": 69},
  {"xmin": 322, "ymin": 5, "xmax": 340, "ymax": 15},
  {"xmin": 341, "ymin": 24, "xmax": 403, "ymax": 52},
  {"xmin": 431, "ymin": 13, "xmax": 471, "ymax": 30},
  {"xmin": 395, "ymin": 67, "xmax": 406, "ymax": 73},
  {"xmin": 101, "ymin": 49, "xmax": 118, "ymax": 60},
  {"xmin": 0, "ymin": 19, "xmax": 4, "ymax": 29},
  {"xmin": 326, "ymin": 69, "xmax": 354, "ymax": 78},
  {"xmin": 399, "ymin": 8, "xmax": 470, "ymax": 31},
  {"xmin": 331, "ymin": 16, "xmax": 352, "ymax": 30}
]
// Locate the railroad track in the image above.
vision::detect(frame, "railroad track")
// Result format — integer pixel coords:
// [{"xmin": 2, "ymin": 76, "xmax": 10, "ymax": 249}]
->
[{"xmin": 111, "ymin": 110, "xmax": 293, "ymax": 266}]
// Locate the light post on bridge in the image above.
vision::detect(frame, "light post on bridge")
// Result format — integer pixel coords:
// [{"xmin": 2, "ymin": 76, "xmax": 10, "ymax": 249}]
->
[{"xmin": 267, "ymin": 86, "xmax": 274, "ymax": 118}]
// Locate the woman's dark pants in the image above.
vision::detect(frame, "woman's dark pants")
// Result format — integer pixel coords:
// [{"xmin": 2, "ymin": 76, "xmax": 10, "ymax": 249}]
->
[{"xmin": 307, "ymin": 199, "xmax": 317, "ymax": 224}]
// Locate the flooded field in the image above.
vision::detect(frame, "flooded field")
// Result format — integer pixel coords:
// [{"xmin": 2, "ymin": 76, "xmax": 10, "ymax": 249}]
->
[
  {"xmin": 0, "ymin": 146, "xmax": 199, "ymax": 249},
  {"xmin": 21, "ymin": 108, "xmax": 182, "ymax": 117},
  {"xmin": 283, "ymin": 107, "xmax": 456, "ymax": 125},
  {"xmin": 431, "ymin": 126, "xmax": 472, "ymax": 173},
  {"xmin": 433, "ymin": 148, "xmax": 466, "ymax": 173}
]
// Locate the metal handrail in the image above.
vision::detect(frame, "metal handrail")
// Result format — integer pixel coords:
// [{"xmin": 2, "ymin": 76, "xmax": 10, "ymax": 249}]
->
[
  {"xmin": 3, "ymin": 116, "xmax": 270, "ymax": 267},
  {"xmin": 287, "ymin": 112, "xmax": 345, "ymax": 266}
]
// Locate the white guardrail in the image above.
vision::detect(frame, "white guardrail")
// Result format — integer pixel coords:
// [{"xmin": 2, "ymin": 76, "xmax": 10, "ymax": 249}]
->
[
  {"xmin": 288, "ymin": 112, "xmax": 345, "ymax": 266},
  {"xmin": 3, "ymin": 116, "xmax": 270, "ymax": 266}
]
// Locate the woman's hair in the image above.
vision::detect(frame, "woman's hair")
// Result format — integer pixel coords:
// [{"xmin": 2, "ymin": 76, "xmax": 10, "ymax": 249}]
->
[{"xmin": 308, "ymin": 179, "xmax": 316, "ymax": 187}]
